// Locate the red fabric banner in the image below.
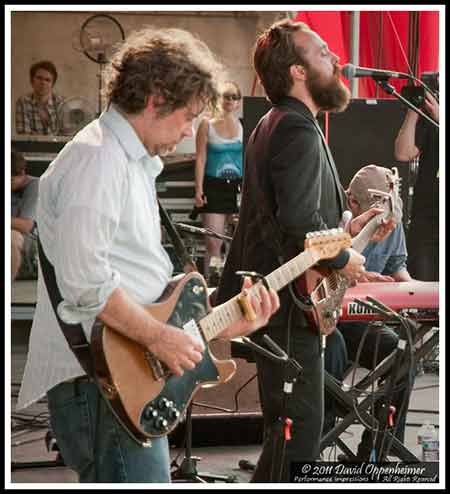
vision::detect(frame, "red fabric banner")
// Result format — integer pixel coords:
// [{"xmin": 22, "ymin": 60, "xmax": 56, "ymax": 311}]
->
[{"xmin": 294, "ymin": 10, "xmax": 439, "ymax": 98}]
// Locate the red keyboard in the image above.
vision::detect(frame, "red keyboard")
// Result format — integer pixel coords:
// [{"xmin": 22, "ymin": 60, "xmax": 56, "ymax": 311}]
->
[{"xmin": 339, "ymin": 281, "xmax": 439, "ymax": 322}]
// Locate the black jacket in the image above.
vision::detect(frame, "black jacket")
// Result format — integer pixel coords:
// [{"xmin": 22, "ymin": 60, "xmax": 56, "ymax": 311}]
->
[{"xmin": 216, "ymin": 96, "xmax": 349, "ymax": 324}]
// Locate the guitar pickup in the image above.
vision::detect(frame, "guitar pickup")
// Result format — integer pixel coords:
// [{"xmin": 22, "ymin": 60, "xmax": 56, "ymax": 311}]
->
[
  {"xmin": 144, "ymin": 351, "xmax": 169, "ymax": 381},
  {"xmin": 183, "ymin": 319, "xmax": 205, "ymax": 348}
]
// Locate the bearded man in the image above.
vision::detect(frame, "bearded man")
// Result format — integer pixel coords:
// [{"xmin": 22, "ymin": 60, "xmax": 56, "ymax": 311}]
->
[{"xmin": 216, "ymin": 20, "xmax": 393, "ymax": 481}]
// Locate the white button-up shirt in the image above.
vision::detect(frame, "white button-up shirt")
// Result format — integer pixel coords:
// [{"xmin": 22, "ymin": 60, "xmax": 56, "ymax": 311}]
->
[{"xmin": 17, "ymin": 106, "xmax": 173, "ymax": 409}]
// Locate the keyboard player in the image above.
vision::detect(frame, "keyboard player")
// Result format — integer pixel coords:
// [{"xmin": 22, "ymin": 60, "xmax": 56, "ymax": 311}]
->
[{"xmin": 323, "ymin": 164, "xmax": 418, "ymax": 461}]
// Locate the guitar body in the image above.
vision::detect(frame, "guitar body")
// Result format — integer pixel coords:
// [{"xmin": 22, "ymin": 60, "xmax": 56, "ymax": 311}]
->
[
  {"xmin": 299, "ymin": 201, "xmax": 396, "ymax": 335},
  {"xmin": 301, "ymin": 267, "xmax": 349, "ymax": 335},
  {"xmin": 91, "ymin": 272, "xmax": 236, "ymax": 445}
]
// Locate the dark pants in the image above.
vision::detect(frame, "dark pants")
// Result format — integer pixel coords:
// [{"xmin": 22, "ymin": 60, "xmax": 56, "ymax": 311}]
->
[
  {"xmin": 324, "ymin": 322, "xmax": 413, "ymax": 457},
  {"xmin": 251, "ymin": 307, "xmax": 323, "ymax": 482}
]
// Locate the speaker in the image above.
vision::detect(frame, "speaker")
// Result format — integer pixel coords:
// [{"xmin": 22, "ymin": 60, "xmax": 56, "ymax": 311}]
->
[
  {"xmin": 327, "ymin": 99, "xmax": 410, "ymax": 222},
  {"xmin": 242, "ymin": 97, "xmax": 411, "ymax": 226}
]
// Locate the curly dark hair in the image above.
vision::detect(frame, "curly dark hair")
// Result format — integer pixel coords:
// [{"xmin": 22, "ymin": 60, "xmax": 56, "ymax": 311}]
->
[
  {"xmin": 253, "ymin": 19, "xmax": 311, "ymax": 104},
  {"xmin": 30, "ymin": 60, "xmax": 58, "ymax": 85},
  {"xmin": 104, "ymin": 27, "xmax": 224, "ymax": 116}
]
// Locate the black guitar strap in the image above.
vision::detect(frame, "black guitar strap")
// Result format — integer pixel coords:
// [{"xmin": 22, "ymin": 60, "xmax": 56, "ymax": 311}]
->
[
  {"xmin": 37, "ymin": 235, "xmax": 95, "ymax": 377},
  {"xmin": 157, "ymin": 199, "xmax": 198, "ymax": 273}
]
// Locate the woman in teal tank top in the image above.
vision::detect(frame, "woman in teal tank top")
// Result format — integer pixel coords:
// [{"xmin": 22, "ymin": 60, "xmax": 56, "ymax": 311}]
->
[{"xmin": 194, "ymin": 81, "xmax": 243, "ymax": 280}]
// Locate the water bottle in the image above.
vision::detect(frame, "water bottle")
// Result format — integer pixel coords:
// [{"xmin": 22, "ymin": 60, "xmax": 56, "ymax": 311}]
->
[
  {"xmin": 418, "ymin": 421, "xmax": 439, "ymax": 461},
  {"xmin": 422, "ymin": 438, "xmax": 439, "ymax": 461}
]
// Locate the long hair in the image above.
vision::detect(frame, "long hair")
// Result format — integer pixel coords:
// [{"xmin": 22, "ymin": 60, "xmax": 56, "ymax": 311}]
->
[
  {"xmin": 210, "ymin": 80, "xmax": 242, "ymax": 118},
  {"xmin": 104, "ymin": 27, "xmax": 224, "ymax": 116},
  {"xmin": 253, "ymin": 19, "xmax": 310, "ymax": 104}
]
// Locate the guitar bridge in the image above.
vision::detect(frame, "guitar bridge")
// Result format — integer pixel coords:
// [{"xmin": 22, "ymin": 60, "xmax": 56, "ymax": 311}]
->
[{"xmin": 144, "ymin": 352, "xmax": 170, "ymax": 381}]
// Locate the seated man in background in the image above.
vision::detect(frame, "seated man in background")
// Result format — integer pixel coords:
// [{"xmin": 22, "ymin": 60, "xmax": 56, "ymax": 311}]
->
[
  {"xmin": 324, "ymin": 164, "xmax": 414, "ymax": 461},
  {"xmin": 11, "ymin": 148, "xmax": 39, "ymax": 280},
  {"xmin": 15, "ymin": 60, "xmax": 64, "ymax": 135}
]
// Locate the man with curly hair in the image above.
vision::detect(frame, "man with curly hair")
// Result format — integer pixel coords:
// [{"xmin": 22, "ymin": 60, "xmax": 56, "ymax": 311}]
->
[{"xmin": 17, "ymin": 28, "xmax": 279, "ymax": 483}]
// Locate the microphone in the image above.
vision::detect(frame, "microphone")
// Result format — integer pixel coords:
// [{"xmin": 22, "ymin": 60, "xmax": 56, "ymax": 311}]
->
[{"xmin": 342, "ymin": 63, "xmax": 411, "ymax": 81}]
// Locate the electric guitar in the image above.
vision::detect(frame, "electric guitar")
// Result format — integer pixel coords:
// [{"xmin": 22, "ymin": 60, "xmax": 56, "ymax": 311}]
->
[
  {"xmin": 90, "ymin": 229, "xmax": 351, "ymax": 445},
  {"xmin": 300, "ymin": 184, "xmax": 396, "ymax": 335}
]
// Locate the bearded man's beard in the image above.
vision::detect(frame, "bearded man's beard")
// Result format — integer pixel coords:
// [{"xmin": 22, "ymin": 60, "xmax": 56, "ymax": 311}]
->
[{"xmin": 305, "ymin": 65, "xmax": 351, "ymax": 113}]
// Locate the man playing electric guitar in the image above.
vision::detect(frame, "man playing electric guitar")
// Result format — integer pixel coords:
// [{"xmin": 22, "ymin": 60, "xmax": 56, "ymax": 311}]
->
[
  {"xmin": 16, "ymin": 28, "xmax": 281, "ymax": 484},
  {"xmin": 215, "ymin": 21, "xmax": 394, "ymax": 481}
]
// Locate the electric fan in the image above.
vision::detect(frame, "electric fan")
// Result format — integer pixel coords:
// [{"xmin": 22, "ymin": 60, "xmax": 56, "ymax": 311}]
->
[
  {"xmin": 57, "ymin": 96, "xmax": 96, "ymax": 136},
  {"xmin": 79, "ymin": 13, "xmax": 125, "ymax": 115}
]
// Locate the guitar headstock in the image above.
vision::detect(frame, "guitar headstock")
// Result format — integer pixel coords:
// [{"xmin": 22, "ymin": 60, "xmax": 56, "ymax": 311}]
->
[
  {"xmin": 304, "ymin": 228, "xmax": 352, "ymax": 262},
  {"xmin": 368, "ymin": 189, "xmax": 393, "ymax": 221}
]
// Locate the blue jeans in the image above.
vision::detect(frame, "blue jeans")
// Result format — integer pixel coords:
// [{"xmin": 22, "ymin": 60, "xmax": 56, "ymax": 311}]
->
[{"xmin": 47, "ymin": 379, "xmax": 171, "ymax": 483}]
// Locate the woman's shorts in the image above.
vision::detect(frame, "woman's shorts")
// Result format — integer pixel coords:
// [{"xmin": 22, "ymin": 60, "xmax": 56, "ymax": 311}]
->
[{"xmin": 202, "ymin": 175, "xmax": 241, "ymax": 215}]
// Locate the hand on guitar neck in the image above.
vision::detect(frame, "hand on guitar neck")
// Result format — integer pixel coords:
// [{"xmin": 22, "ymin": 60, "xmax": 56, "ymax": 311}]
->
[
  {"xmin": 337, "ymin": 248, "xmax": 366, "ymax": 285},
  {"xmin": 349, "ymin": 206, "xmax": 396, "ymax": 242},
  {"xmin": 214, "ymin": 276, "xmax": 280, "ymax": 340}
]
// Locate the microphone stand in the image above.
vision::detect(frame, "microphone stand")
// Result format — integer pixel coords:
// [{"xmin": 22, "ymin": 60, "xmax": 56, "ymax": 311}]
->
[
  {"xmin": 239, "ymin": 335, "xmax": 303, "ymax": 483},
  {"xmin": 374, "ymin": 78, "xmax": 439, "ymax": 129},
  {"xmin": 175, "ymin": 223, "xmax": 232, "ymax": 242},
  {"xmin": 353, "ymin": 296, "xmax": 417, "ymax": 462},
  {"xmin": 374, "ymin": 78, "xmax": 439, "ymax": 235}
]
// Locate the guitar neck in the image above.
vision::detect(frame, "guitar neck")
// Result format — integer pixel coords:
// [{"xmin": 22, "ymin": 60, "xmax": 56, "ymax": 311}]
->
[
  {"xmin": 351, "ymin": 212, "xmax": 386, "ymax": 253},
  {"xmin": 199, "ymin": 249, "xmax": 317, "ymax": 342}
]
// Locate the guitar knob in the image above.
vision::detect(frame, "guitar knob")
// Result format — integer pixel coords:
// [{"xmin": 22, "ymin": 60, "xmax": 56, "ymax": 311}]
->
[
  {"xmin": 155, "ymin": 417, "xmax": 169, "ymax": 430},
  {"xmin": 168, "ymin": 408, "xmax": 180, "ymax": 420},
  {"xmin": 143, "ymin": 407, "xmax": 158, "ymax": 420},
  {"xmin": 157, "ymin": 397, "xmax": 170, "ymax": 410}
]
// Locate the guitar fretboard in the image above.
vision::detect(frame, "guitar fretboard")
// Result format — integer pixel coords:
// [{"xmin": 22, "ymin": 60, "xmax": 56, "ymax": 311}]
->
[
  {"xmin": 352, "ymin": 210, "xmax": 389, "ymax": 253},
  {"xmin": 199, "ymin": 249, "xmax": 317, "ymax": 342}
]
